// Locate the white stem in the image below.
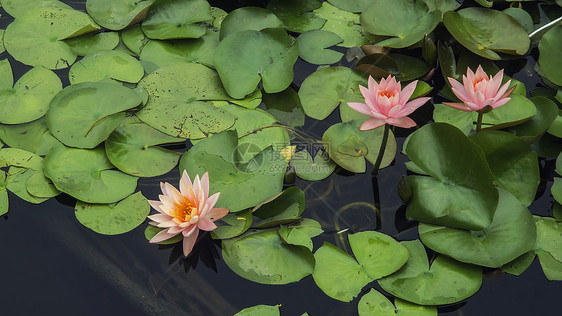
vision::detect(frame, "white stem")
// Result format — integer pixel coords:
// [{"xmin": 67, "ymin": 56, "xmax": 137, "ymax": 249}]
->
[{"xmin": 529, "ymin": 16, "xmax": 562, "ymax": 38}]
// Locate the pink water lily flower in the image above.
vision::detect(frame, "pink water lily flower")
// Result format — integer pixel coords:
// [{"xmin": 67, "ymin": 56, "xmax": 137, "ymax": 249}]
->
[
  {"xmin": 147, "ymin": 170, "xmax": 229, "ymax": 256},
  {"xmin": 347, "ymin": 75, "xmax": 430, "ymax": 130},
  {"xmin": 444, "ymin": 65, "xmax": 515, "ymax": 112}
]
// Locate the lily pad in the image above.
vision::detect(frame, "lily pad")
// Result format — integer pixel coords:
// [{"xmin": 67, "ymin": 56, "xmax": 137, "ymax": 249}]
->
[
  {"xmin": 358, "ymin": 289, "xmax": 437, "ymax": 316},
  {"xmin": 538, "ymin": 25, "xmax": 562, "ymax": 86},
  {"xmin": 404, "ymin": 123, "xmax": 498, "ymax": 230},
  {"xmin": 222, "ymin": 229, "xmax": 315, "ymax": 284},
  {"xmin": 361, "ymin": 0, "xmax": 440, "ymax": 48},
  {"xmin": 252, "ymin": 187, "xmax": 305, "ymax": 228},
  {"xmin": 234, "ymin": 305, "xmax": 280, "ymax": 316},
  {"xmin": 105, "ymin": 116, "xmax": 184, "ymax": 177},
  {"xmin": 327, "ymin": 0, "xmax": 375, "ymax": 13},
  {"xmin": 266, "ymin": 0, "xmax": 325, "ymax": 33},
  {"xmin": 322, "ymin": 119, "xmax": 396, "ymax": 173},
  {"xmin": 0, "ymin": 171, "xmax": 7, "ymax": 216},
  {"xmin": 291, "ymin": 149, "xmax": 336, "ymax": 181},
  {"xmin": 0, "ymin": 65, "xmax": 62, "ymax": 124},
  {"xmin": 534, "ymin": 216, "xmax": 562, "ymax": 281},
  {"xmin": 4, "ymin": 7, "xmax": 100, "ymax": 69},
  {"xmin": 299, "ymin": 66, "xmax": 366, "ymax": 120},
  {"xmin": 313, "ymin": 2, "xmax": 368, "ymax": 47},
  {"xmin": 443, "ymin": 8, "xmax": 530, "ymax": 60},
  {"xmin": 261, "ymin": 88, "xmax": 305, "ymax": 128},
  {"xmin": 75, "ymin": 191, "xmax": 150, "ymax": 235},
  {"xmin": 180, "ymin": 131, "xmax": 286, "ymax": 212},
  {"xmin": 46, "ymin": 82, "xmax": 143, "ymax": 149},
  {"xmin": 378, "ymin": 240, "xmax": 482, "ymax": 305},
  {"xmin": 419, "ymin": 189, "xmax": 536, "ymax": 268},
  {"xmin": 219, "ymin": 7, "xmax": 283, "ymax": 41},
  {"xmin": 44, "ymin": 146, "xmax": 138, "ymax": 203},
  {"xmin": 1, "ymin": 0, "xmax": 71, "ymax": 18},
  {"xmin": 211, "ymin": 209, "xmax": 253, "ymax": 240},
  {"xmin": 121, "ymin": 25, "xmax": 150, "ymax": 55},
  {"xmin": 349, "ymin": 231, "xmax": 409, "ymax": 279},
  {"xmin": 64, "ymin": 31, "xmax": 120, "ymax": 56},
  {"xmin": 86, "ymin": 0, "xmax": 155, "ymax": 30},
  {"xmin": 5, "ymin": 167, "xmax": 50, "ymax": 204},
  {"xmin": 297, "ymin": 30, "xmax": 343, "ymax": 65},
  {"xmin": 69, "ymin": 50, "xmax": 144, "ymax": 84},
  {"xmin": 142, "ymin": 0, "xmax": 211, "ymax": 40},
  {"xmin": 507, "ymin": 96, "xmax": 559, "ymax": 143},
  {"xmin": 214, "ymin": 28, "xmax": 298, "ymax": 99},
  {"xmin": 469, "ymin": 131, "xmax": 539, "ymax": 207}
]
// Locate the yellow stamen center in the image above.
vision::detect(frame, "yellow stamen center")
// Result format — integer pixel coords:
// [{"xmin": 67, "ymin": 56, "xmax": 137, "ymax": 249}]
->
[
  {"xmin": 170, "ymin": 196, "xmax": 197, "ymax": 224},
  {"xmin": 379, "ymin": 90, "xmax": 395, "ymax": 98}
]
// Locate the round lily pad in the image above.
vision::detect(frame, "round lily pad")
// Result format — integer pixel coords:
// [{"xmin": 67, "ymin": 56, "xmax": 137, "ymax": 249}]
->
[
  {"xmin": 105, "ymin": 116, "xmax": 184, "ymax": 177},
  {"xmin": 419, "ymin": 189, "xmax": 536, "ymax": 268},
  {"xmin": 378, "ymin": 240, "xmax": 482, "ymax": 305},
  {"xmin": 75, "ymin": 191, "xmax": 150, "ymax": 235},
  {"xmin": 142, "ymin": 0, "xmax": 211, "ymax": 40},
  {"xmin": 180, "ymin": 131, "xmax": 286, "ymax": 212},
  {"xmin": 443, "ymin": 8, "xmax": 530, "ymax": 60},
  {"xmin": 297, "ymin": 30, "xmax": 343, "ymax": 65},
  {"xmin": 538, "ymin": 25, "xmax": 562, "ymax": 86},
  {"xmin": 4, "ymin": 7, "xmax": 100, "ymax": 69},
  {"xmin": 313, "ymin": 2, "xmax": 368, "ymax": 47},
  {"xmin": 44, "ymin": 146, "xmax": 138, "ymax": 203},
  {"xmin": 222, "ymin": 229, "xmax": 315, "ymax": 284},
  {"xmin": 0, "ymin": 171, "xmax": 7, "ymax": 216},
  {"xmin": 0, "ymin": 66, "xmax": 62, "ymax": 124},
  {"xmin": 211, "ymin": 209, "xmax": 253, "ymax": 240},
  {"xmin": 121, "ymin": 25, "xmax": 150, "ymax": 55},
  {"xmin": 361, "ymin": 0, "xmax": 440, "ymax": 48},
  {"xmin": 261, "ymin": 87, "xmax": 305, "ymax": 128},
  {"xmin": 47, "ymin": 82, "xmax": 142, "ymax": 149},
  {"xmin": 299, "ymin": 66, "xmax": 367, "ymax": 120},
  {"xmin": 507, "ymin": 96, "xmax": 559, "ymax": 143},
  {"xmin": 322, "ymin": 119, "xmax": 396, "ymax": 173},
  {"xmin": 86, "ymin": 0, "xmax": 155, "ymax": 30},
  {"xmin": 252, "ymin": 187, "xmax": 305, "ymax": 228},
  {"xmin": 1, "ymin": 0, "xmax": 71, "ymax": 18},
  {"xmin": 266, "ymin": 0, "xmax": 326, "ymax": 33},
  {"xmin": 234, "ymin": 305, "xmax": 279, "ymax": 316},
  {"xmin": 534, "ymin": 216, "xmax": 562, "ymax": 281},
  {"xmin": 219, "ymin": 7, "xmax": 283, "ymax": 41},
  {"xmin": 69, "ymin": 50, "xmax": 144, "ymax": 84},
  {"xmin": 291, "ymin": 149, "xmax": 336, "ymax": 181},
  {"xmin": 6, "ymin": 167, "xmax": 50, "ymax": 204},
  {"xmin": 0, "ymin": 118, "xmax": 50, "ymax": 154},
  {"xmin": 404, "ymin": 123, "xmax": 498, "ymax": 230},
  {"xmin": 64, "ymin": 31, "xmax": 120, "ymax": 56},
  {"xmin": 358, "ymin": 289, "xmax": 437, "ymax": 316},
  {"xmin": 214, "ymin": 28, "xmax": 298, "ymax": 99},
  {"xmin": 349, "ymin": 231, "xmax": 409, "ymax": 279}
]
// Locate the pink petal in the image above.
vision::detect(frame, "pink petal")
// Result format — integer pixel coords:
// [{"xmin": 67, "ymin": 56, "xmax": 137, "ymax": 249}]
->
[
  {"xmin": 396, "ymin": 97, "xmax": 430, "ymax": 117},
  {"xmin": 486, "ymin": 69, "xmax": 504, "ymax": 99},
  {"xmin": 182, "ymin": 230, "xmax": 199, "ymax": 256},
  {"xmin": 168, "ymin": 225, "xmax": 187, "ymax": 235},
  {"xmin": 148, "ymin": 200, "xmax": 168, "ymax": 215},
  {"xmin": 387, "ymin": 104, "xmax": 403, "ymax": 118},
  {"xmin": 206, "ymin": 207, "xmax": 230, "ymax": 221},
  {"xmin": 200, "ymin": 172, "xmax": 210, "ymax": 200},
  {"xmin": 347, "ymin": 102, "xmax": 372, "ymax": 116},
  {"xmin": 491, "ymin": 81, "xmax": 513, "ymax": 104},
  {"xmin": 448, "ymin": 78, "xmax": 471, "ymax": 103},
  {"xmin": 150, "ymin": 229, "xmax": 179, "ymax": 243},
  {"xmin": 164, "ymin": 182, "xmax": 183, "ymax": 204},
  {"xmin": 156, "ymin": 220, "xmax": 178, "ymax": 228},
  {"xmin": 182, "ymin": 225, "xmax": 198, "ymax": 237},
  {"xmin": 443, "ymin": 102, "xmax": 473, "ymax": 112},
  {"xmin": 205, "ymin": 192, "xmax": 220, "ymax": 211},
  {"xmin": 359, "ymin": 85, "xmax": 374, "ymax": 102},
  {"xmin": 475, "ymin": 65, "xmax": 486, "ymax": 79},
  {"xmin": 179, "ymin": 170, "xmax": 193, "ymax": 196},
  {"xmin": 491, "ymin": 97, "xmax": 511, "ymax": 109},
  {"xmin": 399, "ymin": 80, "xmax": 418, "ymax": 105},
  {"xmin": 391, "ymin": 117, "xmax": 417, "ymax": 128},
  {"xmin": 367, "ymin": 75, "xmax": 378, "ymax": 92},
  {"xmin": 197, "ymin": 217, "xmax": 218, "ymax": 231},
  {"xmin": 360, "ymin": 118, "xmax": 386, "ymax": 130},
  {"xmin": 160, "ymin": 182, "xmax": 169, "ymax": 196},
  {"xmin": 147, "ymin": 213, "xmax": 172, "ymax": 223}
]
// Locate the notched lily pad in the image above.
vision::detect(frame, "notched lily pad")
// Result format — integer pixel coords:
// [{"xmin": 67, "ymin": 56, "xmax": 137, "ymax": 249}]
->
[
  {"xmin": 69, "ymin": 50, "xmax": 144, "ymax": 84},
  {"xmin": 358, "ymin": 289, "xmax": 437, "ymax": 316},
  {"xmin": 142, "ymin": 0, "xmax": 211, "ymax": 40},
  {"xmin": 64, "ymin": 31, "xmax": 120, "ymax": 56},
  {"xmin": 219, "ymin": 7, "xmax": 283, "ymax": 41},
  {"xmin": 297, "ymin": 30, "xmax": 343, "ymax": 65},
  {"xmin": 86, "ymin": 0, "xmax": 155, "ymax": 30}
]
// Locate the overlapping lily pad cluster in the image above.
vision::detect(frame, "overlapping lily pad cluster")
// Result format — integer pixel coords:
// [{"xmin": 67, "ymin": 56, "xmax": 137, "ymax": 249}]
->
[{"xmin": 0, "ymin": 0, "xmax": 561, "ymax": 315}]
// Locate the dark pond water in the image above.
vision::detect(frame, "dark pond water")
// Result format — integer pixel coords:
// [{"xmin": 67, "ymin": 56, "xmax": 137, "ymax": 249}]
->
[{"xmin": 1, "ymin": 1, "xmax": 562, "ymax": 315}]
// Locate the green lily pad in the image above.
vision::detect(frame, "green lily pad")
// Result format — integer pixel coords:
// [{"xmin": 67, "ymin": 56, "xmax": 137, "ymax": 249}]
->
[
  {"xmin": 4, "ymin": 7, "xmax": 100, "ymax": 69},
  {"xmin": 322, "ymin": 119, "xmax": 396, "ymax": 173},
  {"xmin": 46, "ymin": 82, "xmax": 142, "ymax": 149},
  {"xmin": 0, "ymin": 171, "xmax": 7, "ymax": 216},
  {"xmin": 0, "ymin": 65, "xmax": 62, "ymax": 124},
  {"xmin": 291, "ymin": 149, "xmax": 336, "ymax": 181},
  {"xmin": 252, "ymin": 187, "xmax": 305, "ymax": 228},
  {"xmin": 378, "ymin": 240, "xmax": 482, "ymax": 305},
  {"xmin": 327, "ymin": 0, "xmax": 375, "ymax": 13},
  {"xmin": 214, "ymin": 28, "xmax": 298, "ymax": 99},
  {"xmin": 469, "ymin": 131, "xmax": 539, "ymax": 207},
  {"xmin": 507, "ymin": 96, "xmax": 559, "ymax": 143},
  {"xmin": 551, "ymin": 177, "xmax": 562, "ymax": 205},
  {"xmin": 219, "ymin": 7, "xmax": 283, "ymax": 41},
  {"xmin": 503, "ymin": 8, "xmax": 533, "ymax": 33},
  {"xmin": 25, "ymin": 172, "xmax": 59, "ymax": 198},
  {"xmin": 312, "ymin": 242, "xmax": 373, "ymax": 302},
  {"xmin": 234, "ymin": 305, "xmax": 280, "ymax": 316},
  {"xmin": 261, "ymin": 87, "xmax": 305, "ymax": 128},
  {"xmin": 534, "ymin": 216, "xmax": 562, "ymax": 281},
  {"xmin": 420, "ymin": 0, "xmax": 460, "ymax": 16},
  {"xmin": 266, "ymin": 0, "xmax": 325, "ymax": 33},
  {"xmin": 481, "ymin": 94, "xmax": 537, "ymax": 129},
  {"xmin": 313, "ymin": 2, "xmax": 368, "ymax": 47},
  {"xmin": 69, "ymin": 50, "xmax": 144, "ymax": 84},
  {"xmin": 86, "ymin": 0, "xmax": 155, "ymax": 30},
  {"xmin": 299, "ymin": 66, "xmax": 366, "ymax": 120},
  {"xmin": 75, "ymin": 191, "xmax": 150, "ymax": 235},
  {"xmin": 139, "ymin": 29, "xmax": 218, "ymax": 68},
  {"xmin": 1, "ymin": 0, "xmax": 71, "ymax": 18},
  {"xmin": 211, "ymin": 209, "xmax": 253, "ymax": 240},
  {"xmin": 361, "ymin": 0, "xmax": 440, "ymax": 49},
  {"xmin": 5, "ymin": 167, "xmax": 50, "ymax": 204},
  {"xmin": 349, "ymin": 231, "xmax": 409, "ymax": 279},
  {"xmin": 500, "ymin": 251, "xmax": 536, "ymax": 276},
  {"xmin": 64, "ymin": 31, "xmax": 120, "ymax": 56},
  {"xmin": 121, "ymin": 25, "xmax": 150, "ymax": 55},
  {"xmin": 44, "ymin": 146, "xmax": 138, "ymax": 203},
  {"xmin": 180, "ymin": 131, "xmax": 286, "ymax": 212},
  {"xmin": 419, "ymin": 189, "xmax": 536, "ymax": 268},
  {"xmin": 144, "ymin": 226, "xmax": 183, "ymax": 245},
  {"xmin": 105, "ymin": 116, "xmax": 184, "ymax": 177},
  {"xmin": 0, "ymin": 147, "xmax": 43, "ymax": 170},
  {"xmin": 142, "ymin": 0, "xmax": 211, "ymax": 40},
  {"xmin": 443, "ymin": 8, "xmax": 530, "ymax": 60},
  {"xmin": 404, "ymin": 123, "xmax": 498, "ymax": 230},
  {"xmin": 538, "ymin": 25, "xmax": 562, "ymax": 86},
  {"xmin": 297, "ymin": 30, "xmax": 343, "ymax": 65},
  {"xmin": 222, "ymin": 229, "xmax": 315, "ymax": 284},
  {"xmin": 358, "ymin": 289, "xmax": 437, "ymax": 316},
  {"xmin": 278, "ymin": 220, "xmax": 322, "ymax": 251},
  {"xmin": 0, "ymin": 59, "xmax": 13, "ymax": 90}
]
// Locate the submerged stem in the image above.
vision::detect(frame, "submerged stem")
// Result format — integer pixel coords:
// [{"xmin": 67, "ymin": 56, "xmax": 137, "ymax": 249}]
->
[
  {"xmin": 371, "ymin": 124, "xmax": 390, "ymax": 176},
  {"xmin": 476, "ymin": 112, "xmax": 484, "ymax": 132}
]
